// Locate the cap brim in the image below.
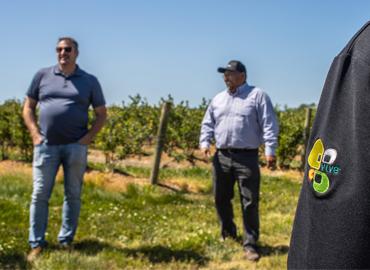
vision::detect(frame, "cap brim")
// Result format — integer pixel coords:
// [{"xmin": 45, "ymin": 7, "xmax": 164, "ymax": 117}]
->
[{"xmin": 217, "ymin": 67, "xmax": 228, "ymax": 73}]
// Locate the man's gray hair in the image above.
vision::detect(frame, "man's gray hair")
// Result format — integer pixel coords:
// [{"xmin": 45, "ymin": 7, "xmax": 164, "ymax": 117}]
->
[{"xmin": 57, "ymin": 37, "xmax": 79, "ymax": 51}]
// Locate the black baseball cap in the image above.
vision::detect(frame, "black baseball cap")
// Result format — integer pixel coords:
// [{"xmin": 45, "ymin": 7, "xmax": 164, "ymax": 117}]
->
[{"xmin": 217, "ymin": 60, "xmax": 246, "ymax": 73}]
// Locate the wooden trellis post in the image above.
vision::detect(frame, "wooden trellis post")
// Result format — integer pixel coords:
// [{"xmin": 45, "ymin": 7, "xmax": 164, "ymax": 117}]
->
[
  {"xmin": 150, "ymin": 102, "xmax": 171, "ymax": 185},
  {"xmin": 301, "ymin": 107, "xmax": 312, "ymax": 170}
]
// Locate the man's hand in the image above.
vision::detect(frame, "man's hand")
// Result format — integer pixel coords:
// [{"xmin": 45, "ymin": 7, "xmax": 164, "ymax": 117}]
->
[
  {"xmin": 202, "ymin": 148, "xmax": 211, "ymax": 159},
  {"xmin": 32, "ymin": 133, "xmax": 44, "ymax": 146},
  {"xmin": 78, "ymin": 134, "xmax": 92, "ymax": 145},
  {"xmin": 78, "ymin": 105, "xmax": 107, "ymax": 145},
  {"xmin": 266, "ymin": 155, "xmax": 276, "ymax": 170}
]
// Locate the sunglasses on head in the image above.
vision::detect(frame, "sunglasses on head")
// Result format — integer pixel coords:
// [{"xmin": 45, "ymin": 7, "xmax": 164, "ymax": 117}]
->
[{"xmin": 56, "ymin": 47, "xmax": 72, "ymax": 53}]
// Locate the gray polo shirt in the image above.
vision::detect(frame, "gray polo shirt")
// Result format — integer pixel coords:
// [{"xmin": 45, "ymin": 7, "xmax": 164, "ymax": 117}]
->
[{"xmin": 27, "ymin": 65, "xmax": 106, "ymax": 145}]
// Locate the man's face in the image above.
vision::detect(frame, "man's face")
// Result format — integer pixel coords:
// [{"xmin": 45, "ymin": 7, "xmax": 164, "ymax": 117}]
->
[
  {"xmin": 56, "ymin": 40, "xmax": 78, "ymax": 67},
  {"xmin": 223, "ymin": 70, "xmax": 245, "ymax": 91}
]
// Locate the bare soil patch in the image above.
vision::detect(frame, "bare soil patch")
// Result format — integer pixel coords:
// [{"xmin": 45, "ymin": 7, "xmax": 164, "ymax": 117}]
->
[
  {"xmin": 0, "ymin": 160, "xmax": 203, "ymax": 193},
  {"xmin": 0, "ymin": 156, "xmax": 303, "ymax": 194}
]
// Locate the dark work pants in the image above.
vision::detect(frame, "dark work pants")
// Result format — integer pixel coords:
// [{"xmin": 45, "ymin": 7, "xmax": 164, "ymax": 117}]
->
[{"xmin": 212, "ymin": 149, "xmax": 260, "ymax": 249}]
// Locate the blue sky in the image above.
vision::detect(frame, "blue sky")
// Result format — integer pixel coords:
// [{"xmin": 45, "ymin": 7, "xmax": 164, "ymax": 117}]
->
[{"xmin": 1, "ymin": 1, "xmax": 369, "ymax": 107}]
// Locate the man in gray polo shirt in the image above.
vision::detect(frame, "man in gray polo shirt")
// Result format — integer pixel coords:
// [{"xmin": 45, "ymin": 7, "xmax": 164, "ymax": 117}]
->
[{"xmin": 23, "ymin": 37, "xmax": 107, "ymax": 261}]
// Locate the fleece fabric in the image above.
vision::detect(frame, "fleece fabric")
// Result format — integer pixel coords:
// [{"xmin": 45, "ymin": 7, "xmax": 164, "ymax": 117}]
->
[{"xmin": 288, "ymin": 21, "xmax": 370, "ymax": 269}]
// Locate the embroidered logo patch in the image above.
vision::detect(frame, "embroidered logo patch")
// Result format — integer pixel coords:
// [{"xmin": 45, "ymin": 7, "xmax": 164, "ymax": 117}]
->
[{"xmin": 307, "ymin": 139, "xmax": 341, "ymax": 195}]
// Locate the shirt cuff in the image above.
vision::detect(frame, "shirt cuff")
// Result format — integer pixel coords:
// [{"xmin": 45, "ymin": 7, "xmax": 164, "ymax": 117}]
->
[
  {"xmin": 200, "ymin": 142, "xmax": 210, "ymax": 149},
  {"xmin": 265, "ymin": 146, "xmax": 276, "ymax": 156}
]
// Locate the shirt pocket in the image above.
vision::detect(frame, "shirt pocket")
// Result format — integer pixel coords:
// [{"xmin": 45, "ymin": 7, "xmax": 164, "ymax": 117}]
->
[
  {"xmin": 234, "ymin": 111, "xmax": 249, "ymax": 129},
  {"xmin": 233, "ymin": 104, "xmax": 256, "ymax": 133}
]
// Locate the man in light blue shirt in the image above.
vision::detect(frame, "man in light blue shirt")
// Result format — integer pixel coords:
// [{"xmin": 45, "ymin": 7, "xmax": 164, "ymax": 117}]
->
[{"xmin": 199, "ymin": 60, "xmax": 278, "ymax": 261}]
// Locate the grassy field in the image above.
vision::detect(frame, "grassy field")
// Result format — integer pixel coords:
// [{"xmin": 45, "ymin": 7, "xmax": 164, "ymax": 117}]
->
[{"xmin": 0, "ymin": 161, "xmax": 301, "ymax": 269}]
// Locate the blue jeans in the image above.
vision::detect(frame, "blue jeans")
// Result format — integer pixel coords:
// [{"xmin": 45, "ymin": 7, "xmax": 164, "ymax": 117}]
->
[{"xmin": 29, "ymin": 142, "xmax": 88, "ymax": 248}]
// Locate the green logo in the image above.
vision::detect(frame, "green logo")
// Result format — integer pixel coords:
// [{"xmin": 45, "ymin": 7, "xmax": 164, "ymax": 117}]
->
[{"xmin": 307, "ymin": 139, "xmax": 341, "ymax": 194}]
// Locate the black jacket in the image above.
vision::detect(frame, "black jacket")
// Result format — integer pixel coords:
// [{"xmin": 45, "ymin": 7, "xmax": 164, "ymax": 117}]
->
[{"xmin": 288, "ymin": 21, "xmax": 370, "ymax": 269}]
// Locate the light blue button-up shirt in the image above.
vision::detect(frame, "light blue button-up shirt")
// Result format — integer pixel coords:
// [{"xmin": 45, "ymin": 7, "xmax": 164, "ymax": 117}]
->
[{"xmin": 199, "ymin": 83, "xmax": 279, "ymax": 155}]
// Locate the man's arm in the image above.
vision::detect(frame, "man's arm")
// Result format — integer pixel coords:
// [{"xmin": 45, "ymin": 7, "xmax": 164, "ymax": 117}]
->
[
  {"xmin": 23, "ymin": 97, "xmax": 43, "ymax": 145},
  {"xmin": 78, "ymin": 105, "xmax": 107, "ymax": 145},
  {"xmin": 199, "ymin": 104, "xmax": 215, "ymax": 158},
  {"xmin": 256, "ymin": 92, "xmax": 279, "ymax": 169}
]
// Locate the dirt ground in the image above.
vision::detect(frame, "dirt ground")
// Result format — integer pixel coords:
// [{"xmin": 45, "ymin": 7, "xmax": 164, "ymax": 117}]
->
[
  {"xmin": 0, "ymin": 149, "xmax": 303, "ymax": 194},
  {"xmin": 87, "ymin": 148, "xmax": 211, "ymax": 169},
  {"xmin": 0, "ymin": 159, "xmax": 205, "ymax": 193}
]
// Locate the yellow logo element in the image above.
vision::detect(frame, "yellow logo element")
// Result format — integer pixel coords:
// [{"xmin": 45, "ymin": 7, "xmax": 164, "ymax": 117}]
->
[
  {"xmin": 308, "ymin": 139, "xmax": 324, "ymax": 170},
  {"xmin": 307, "ymin": 139, "xmax": 340, "ymax": 194},
  {"xmin": 308, "ymin": 169, "xmax": 315, "ymax": 180}
]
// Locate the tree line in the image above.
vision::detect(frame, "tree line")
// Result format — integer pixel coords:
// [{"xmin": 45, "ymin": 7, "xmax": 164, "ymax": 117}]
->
[{"xmin": 0, "ymin": 96, "xmax": 315, "ymax": 170}]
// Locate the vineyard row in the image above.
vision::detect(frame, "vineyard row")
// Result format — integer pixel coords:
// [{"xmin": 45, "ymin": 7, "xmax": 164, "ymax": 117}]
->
[{"xmin": 0, "ymin": 95, "xmax": 316, "ymax": 170}]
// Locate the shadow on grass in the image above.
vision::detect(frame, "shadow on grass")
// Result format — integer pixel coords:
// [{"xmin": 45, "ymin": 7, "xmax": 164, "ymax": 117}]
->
[
  {"xmin": 74, "ymin": 239, "xmax": 209, "ymax": 265},
  {"xmin": 86, "ymin": 162, "xmax": 133, "ymax": 177},
  {"xmin": 73, "ymin": 239, "xmax": 109, "ymax": 255},
  {"xmin": 123, "ymin": 245, "xmax": 208, "ymax": 265},
  {"xmin": 0, "ymin": 252, "xmax": 28, "ymax": 270},
  {"xmin": 157, "ymin": 183, "xmax": 188, "ymax": 193},
  {"xmin": 259, "ymin": 244, "xmax": 289, "ymax": 256},
  {"xmin": 157, "ymin": 182, "xmax": 213, "ymax": 196}
]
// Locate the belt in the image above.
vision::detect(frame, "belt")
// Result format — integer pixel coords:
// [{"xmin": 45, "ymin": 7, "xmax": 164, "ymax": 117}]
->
[{"xmin": 218, "ymin": 148, "xmax": 258, "ymax": 153}]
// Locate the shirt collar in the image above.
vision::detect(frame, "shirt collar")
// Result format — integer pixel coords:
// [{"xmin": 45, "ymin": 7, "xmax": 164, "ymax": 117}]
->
[
  {"xmin": 227, "ymin": 82, "xmax": 248, "ymax": 96},
  {"xmin": 53, "ymin": 64, "xmax": 83, "ymax": 77}
]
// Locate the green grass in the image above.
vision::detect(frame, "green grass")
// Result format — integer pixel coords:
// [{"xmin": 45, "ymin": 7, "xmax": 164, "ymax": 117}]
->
[
  {"xmin": 88, "ymin": 161, "xmax": 212, "ymax": 180},
  {"xmin": 0, "ymin": 165, "xmax": 301, "ymax": 269}
]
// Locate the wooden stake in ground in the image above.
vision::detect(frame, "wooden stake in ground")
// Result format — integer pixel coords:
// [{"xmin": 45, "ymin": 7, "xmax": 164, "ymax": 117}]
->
[
  {"xmin": 301, "ymin": 107, "xmax": 312, "ymax": 170},
  {"xmin": 150, "ymin": 102, "xmax": 171, "ymax": 185}
]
